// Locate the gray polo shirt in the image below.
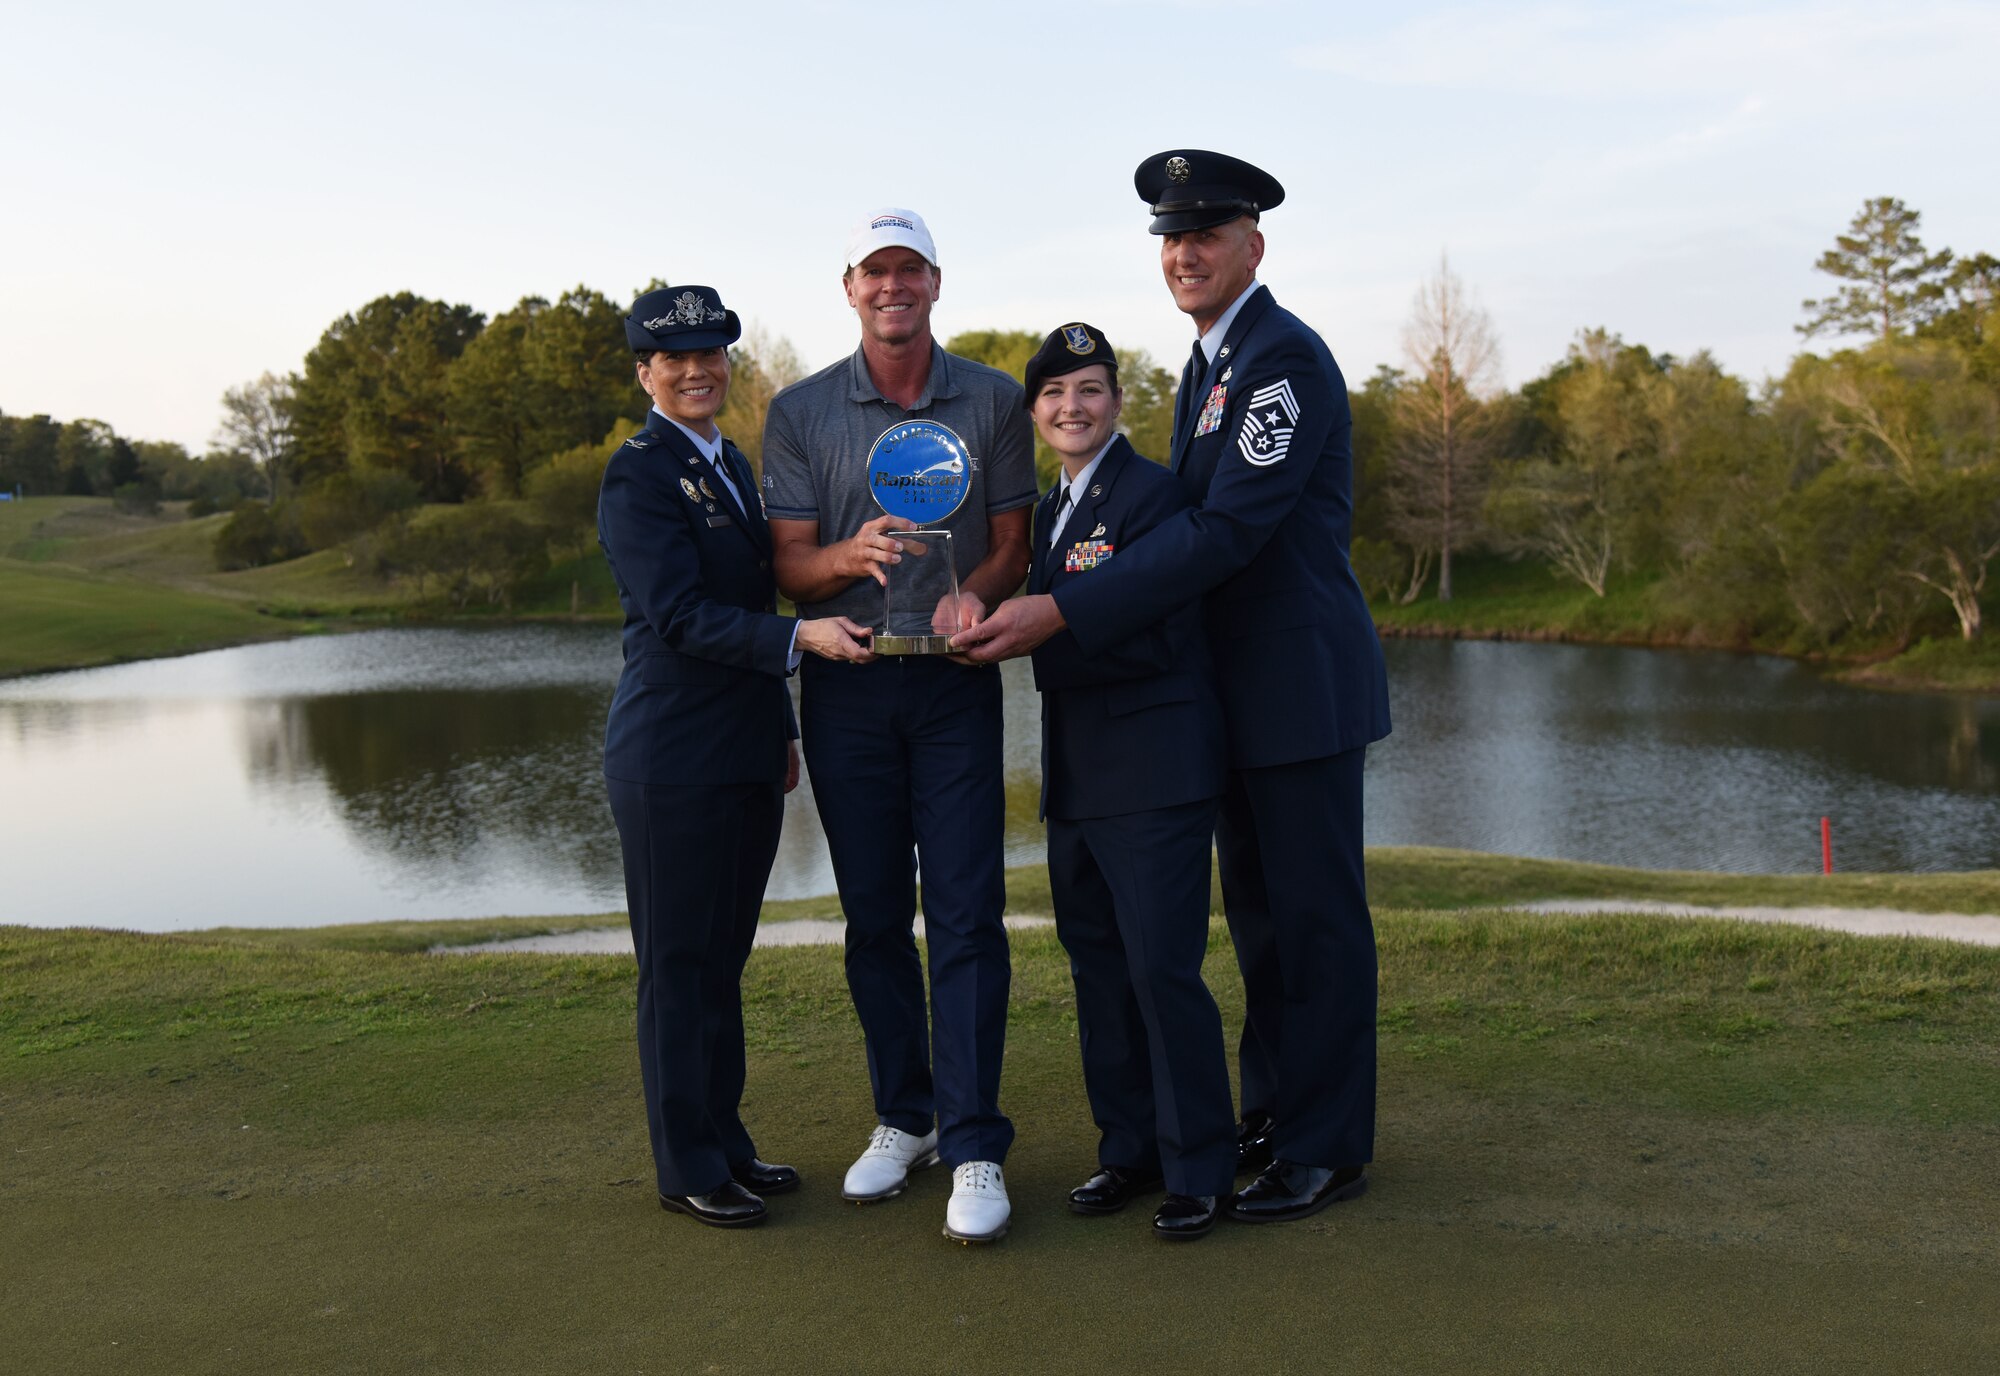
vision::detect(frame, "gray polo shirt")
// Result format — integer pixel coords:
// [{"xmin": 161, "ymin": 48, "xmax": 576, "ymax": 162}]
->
[{"xmin": 762, "ymin": 341, "xmax": 1038, "ymax": 623}]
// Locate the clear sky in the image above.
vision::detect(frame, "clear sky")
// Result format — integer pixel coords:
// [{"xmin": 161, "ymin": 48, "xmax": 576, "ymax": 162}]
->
[{"xmin": 3, "ymin": 0, "xmax": 1993, "ymax": 453}]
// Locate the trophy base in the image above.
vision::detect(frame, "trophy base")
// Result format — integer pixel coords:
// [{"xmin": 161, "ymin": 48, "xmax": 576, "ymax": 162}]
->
[{"xmin": 873, "ymin": 633, "xmax": 957, "ymax": 656}]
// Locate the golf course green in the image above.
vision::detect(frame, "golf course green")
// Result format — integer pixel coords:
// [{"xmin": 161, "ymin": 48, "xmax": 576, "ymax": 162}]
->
[{"xmin": 7, "ymin": 873, "xmax": 1998, "ymax": 1373}]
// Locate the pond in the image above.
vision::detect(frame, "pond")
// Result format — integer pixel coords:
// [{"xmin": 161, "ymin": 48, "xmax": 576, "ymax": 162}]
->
[{"xmin": 2, "ymin": 626, "xmax": 1996, "ymax": 930}]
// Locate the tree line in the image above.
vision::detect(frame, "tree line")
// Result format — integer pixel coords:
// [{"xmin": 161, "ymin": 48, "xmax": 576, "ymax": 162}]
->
[
  {"xmin": 3, "ymin": 196, "xmax": 1990, "ymax": 638},
  {"xmin": 1356, "ymin": 197, "xmax": 1999, "ymax": 645}
]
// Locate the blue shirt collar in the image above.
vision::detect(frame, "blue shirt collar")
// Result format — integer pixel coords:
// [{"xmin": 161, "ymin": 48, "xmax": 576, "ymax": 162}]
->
[{"xmin": 1198, "ymin": 279, "xmax": 1261, "ymax": 363}]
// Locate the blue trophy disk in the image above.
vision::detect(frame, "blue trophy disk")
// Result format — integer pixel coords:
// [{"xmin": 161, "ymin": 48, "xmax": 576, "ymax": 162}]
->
[{"xmin": 865, "ymin": 420, "xmax": 973, "ymax": 524}]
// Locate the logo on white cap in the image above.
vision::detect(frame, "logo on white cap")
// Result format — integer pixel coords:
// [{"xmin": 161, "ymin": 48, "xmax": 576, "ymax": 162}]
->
[{"xmin": 847, "ymin": 206, "xmax": 938, "ymax": 269}]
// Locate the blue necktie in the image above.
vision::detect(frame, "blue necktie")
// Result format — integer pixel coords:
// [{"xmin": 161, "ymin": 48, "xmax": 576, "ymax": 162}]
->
[{"xmin": 1173, "ymin": 338, "xmax": 1204, "ymax": 444}]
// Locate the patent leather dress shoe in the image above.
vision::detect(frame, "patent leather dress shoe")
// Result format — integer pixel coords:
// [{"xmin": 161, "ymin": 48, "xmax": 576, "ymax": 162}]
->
[
  {"xmin": 1236, "ymin": 1111, "xmax": 1276, "ymax": 1176},
  {"xmin": 1152, "ymin": 1193, "xmax": 1220, "ymax": 1240},
  {"xmin": 1068, "ymin": 1164, "xmax": 1165, "ymax": 1216},
  {"xmin": 1228, "ymin": 1161, "xmax": 1368, "ymax": 1223},
  {"xmin": 659, "ymin": 1180, "xmax": 767, "ymax": 1228},
  {"xmin": 731, "ymin": 1158, "xmax": 800, "ymax": 1195}
]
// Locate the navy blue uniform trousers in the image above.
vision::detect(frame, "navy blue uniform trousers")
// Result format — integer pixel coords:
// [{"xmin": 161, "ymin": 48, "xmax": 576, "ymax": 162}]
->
[
  {"xmin": 799, "ymin": 655, "xmax": 1014, "ymax": 1167},
  {"xmin": 607, "ymin": 776, "xmax": 782, "ymax": 1198},
  {"xmin": 1048, "ymin": 798, "xmax": 1236, "ymax": 1197},
  {"xmin": 1219, "ymin": 747, "xmax": 1377, "ymax": 1168}
]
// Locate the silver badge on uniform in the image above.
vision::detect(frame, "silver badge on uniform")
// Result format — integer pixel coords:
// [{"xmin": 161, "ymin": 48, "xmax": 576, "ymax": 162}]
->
[
  {"xmin": 699, "ymin": 477, "xmax": 717, "ymax": 500},
  {"xmin": 1090, "ymin": 522, "xmax": 1106, "ymax": 538},
  {"xmin": 679, "ymin": 477, "xmax": 699, "ymax": 501}
]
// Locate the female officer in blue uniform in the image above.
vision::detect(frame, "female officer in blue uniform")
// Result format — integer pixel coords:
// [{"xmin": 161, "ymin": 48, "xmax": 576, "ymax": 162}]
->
[
  {"xmin": 1022, "ymin": 323, "xmax": 1237, "ymax": 1240},
  {"xmin": 599, "ymin": 285, "xmax": 873, "ymax": 1228}
]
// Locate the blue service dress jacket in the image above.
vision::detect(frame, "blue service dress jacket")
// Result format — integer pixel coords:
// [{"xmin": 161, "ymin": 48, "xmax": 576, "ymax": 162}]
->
[
  {"xmin": 598, "ymin": 411, "xmax": 797, "ymax": 784},
  {"xmin": 1028, "ymin": 435, "xmax": 1224, "ymax": 820},
  {"xmin": 1049, "ymin": 287, "xmax": 1390, "ymax": 767}
]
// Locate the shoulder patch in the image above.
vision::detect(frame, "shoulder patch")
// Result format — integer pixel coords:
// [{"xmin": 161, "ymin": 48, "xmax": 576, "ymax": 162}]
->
[{"xmin": 1237, "ymin": 379, "xmax": 1301, "ymax": 467}]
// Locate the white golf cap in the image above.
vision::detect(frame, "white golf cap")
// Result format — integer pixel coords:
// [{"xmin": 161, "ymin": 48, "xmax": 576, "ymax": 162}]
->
[{"xmin": 846, "ymin": 207, "xmax": 938, "ymax": 269}]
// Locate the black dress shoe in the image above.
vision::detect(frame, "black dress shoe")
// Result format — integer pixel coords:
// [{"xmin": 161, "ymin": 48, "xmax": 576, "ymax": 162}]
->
[
  {"xmin": 1067, "ymin": 1164, "xmax": 1166, "ymax": 1216},
  {"xmin": 1152, "ymin": 1193, "xmax": 1220, "ymax": 1240},
  {"xmin": 731, "ymin": 1157, "xmax": 800, "ymax": 1195},
  {"xmin": 1236, "ymin": 1110, "xmax": 1276, "ymax": 1176},
  {"xmin": 1227, "ymin": 1160, "xmax": 1368, "ymax": 1223},
  {"xmin": 659, "ymin": 1179, "xmax": 767, "ymax": 1228}
]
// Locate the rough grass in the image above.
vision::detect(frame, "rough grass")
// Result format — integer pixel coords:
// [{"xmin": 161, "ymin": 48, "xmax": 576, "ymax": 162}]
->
[
  {"xmin": 1371, "ymin": 555, "xmax": 1672, "ymax": 642},
  {"xmin": 5, "ymin": 906, "xmax": 1997, "ymax": 1374},
  {"xmin": 1372, "ymin": 554, "xmax": 2000, "ymax": 693},
  {"xmin": 1842, "ymin": 634, "xmax": 2000, "ymax": 693}
]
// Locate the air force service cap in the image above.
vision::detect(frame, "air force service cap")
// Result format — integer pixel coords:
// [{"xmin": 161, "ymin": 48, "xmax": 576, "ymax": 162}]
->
[
  {"xmin": 1134, "ymin": 149, "xmax": 1285, "ymax": 235},
  {"xmin": 846, "ymin": 207, "xmax": 939, "ymax": 269},
  {"xmin": 1022, "ymin": 323, "xmax": 1118, "ymax": 409},
  {"xmin": 624, "ymin": 285, "xmax": 742, "ymax": 354}
]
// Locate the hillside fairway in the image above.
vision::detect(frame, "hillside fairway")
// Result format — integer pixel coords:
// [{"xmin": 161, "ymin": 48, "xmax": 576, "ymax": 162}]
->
[
  {"xmin": 0, "ymin": 560, "xmax": 291, "ymax": 677},
  {"xmin": 6, "ymin": 910, "xmax": 1997, "ymax": 1374}
]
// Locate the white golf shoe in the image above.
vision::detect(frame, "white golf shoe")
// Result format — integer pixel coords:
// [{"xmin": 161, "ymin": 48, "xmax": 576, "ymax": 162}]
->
[
  {"xmin": 841, "ymin": 1125, "xmax": 939, "ymax": 1202},
  {"xmin": 943, "ymin": 1161, "xmax": 1010, "ymax": 1244}
]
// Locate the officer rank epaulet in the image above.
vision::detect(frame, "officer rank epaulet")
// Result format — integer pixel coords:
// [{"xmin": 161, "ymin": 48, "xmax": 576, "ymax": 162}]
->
[{"xmin": 621, "ymin": 431, "xmax": 660, "ymax": 451}]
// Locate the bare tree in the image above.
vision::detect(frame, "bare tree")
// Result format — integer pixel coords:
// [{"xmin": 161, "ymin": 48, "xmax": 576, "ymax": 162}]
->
[
  {"xmin": 1486, "ymin": 459, "xmax": 1616, "ymax": 597},
  {"xmin": 1385, "ymin": 254, "xmax": 1501, "ymax": 601},
  {"xmin": 215, "ymin": 372, "xmax": 296, "ymax": 502}
]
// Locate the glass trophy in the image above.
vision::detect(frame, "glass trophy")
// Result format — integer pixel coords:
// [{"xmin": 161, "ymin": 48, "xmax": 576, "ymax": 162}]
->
[
  {"xmin": 878, "ymin": 528, "xmax": 960, "ymax": 655},
  {"xmin": 863, "ymin": 420, "xmax": 974, "ymax": 656}
]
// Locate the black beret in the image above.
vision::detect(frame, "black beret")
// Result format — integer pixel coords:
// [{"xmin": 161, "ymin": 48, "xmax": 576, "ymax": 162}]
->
[
  {"xmin": 624, "ymin": 285, "xmax": 743, "ymax": 354},
  {"xmin": 1134, "ymin": 149, "xmax": 1285, "ymax": 235},
  {"xmin": 1022, "ymin": 323, "xmax": 1118, "ymax": 408}
]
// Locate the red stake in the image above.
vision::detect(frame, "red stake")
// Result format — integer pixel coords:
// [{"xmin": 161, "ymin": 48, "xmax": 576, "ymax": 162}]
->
[{"xmin": 1821, "ymin": 816, "xmax": 1833, "ymax": 875}]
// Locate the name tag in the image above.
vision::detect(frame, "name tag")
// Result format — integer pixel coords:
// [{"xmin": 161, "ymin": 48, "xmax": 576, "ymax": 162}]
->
[{"xmin": 706, "ymin": 515, "xmax": 732, "ymax": 528}]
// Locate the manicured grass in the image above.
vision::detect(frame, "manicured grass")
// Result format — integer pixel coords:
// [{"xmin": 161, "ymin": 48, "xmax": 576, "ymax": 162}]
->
[
  {"xmin": 1363, "ymin": 846, "xmax": 2000, "ymax": 915},
  {"xmin": 0, "ymin": 559, "xmax": 291, "ymax": 678},
  {"xmin": 0, "ymin": 498, "xmax": 621, "ymax": 677},
  {"xmin": 5, "ymin": 899, "xmax": 1998, "ymax": 1373}
]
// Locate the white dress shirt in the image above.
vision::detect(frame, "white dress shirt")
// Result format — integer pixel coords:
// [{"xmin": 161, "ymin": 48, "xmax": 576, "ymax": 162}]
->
[{"xmin": 1048, "ymin": 440, "xmax": 1115, "ymax": 548}]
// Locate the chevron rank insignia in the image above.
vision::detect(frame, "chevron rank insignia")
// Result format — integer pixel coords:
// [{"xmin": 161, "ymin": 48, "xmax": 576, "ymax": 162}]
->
[{"xmin": 1237, "ymin": 379, "xmax": 1300, "ymax": 466}]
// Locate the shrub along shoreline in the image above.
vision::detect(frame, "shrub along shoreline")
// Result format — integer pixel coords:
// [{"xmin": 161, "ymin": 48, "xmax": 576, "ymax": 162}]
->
[{"xmin": 3, "ymin": 498, "xmax": 1994, "ymax": 692}]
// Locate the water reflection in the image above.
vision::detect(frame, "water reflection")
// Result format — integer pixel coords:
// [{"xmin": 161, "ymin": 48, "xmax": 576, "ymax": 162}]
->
[
  {"xmin": 1364, "ymin": 640, "xmax": 2000, "ymax": 873},
  {"xmin": 1, "ymin": 627, "xmax": 1996, "ymax": 931}
]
